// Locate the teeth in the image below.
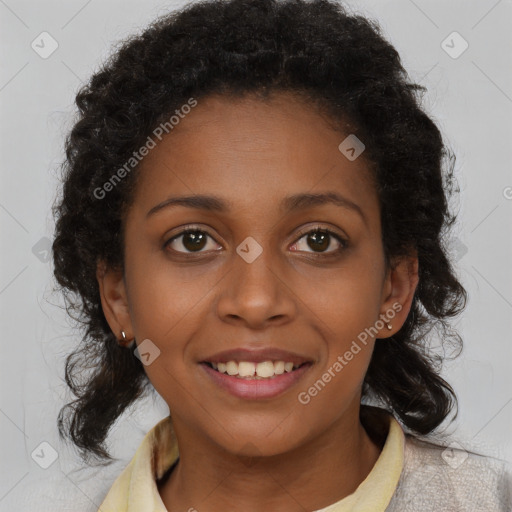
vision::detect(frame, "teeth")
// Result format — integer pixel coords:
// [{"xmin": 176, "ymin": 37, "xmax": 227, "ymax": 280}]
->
[
  {"xmin": 274, "ymin": 361, "xmax": 285, "ymax": 375},
  {"xmin": 238, "ymin": 361, "xmax": 256, "ymax": 377},
  {"xmin": 255, "ymin": 361, "xmax": 274, "ymax": 378},
  {"xmin": 226, "ymin": 361, "xmax": 238, "ymax": 376},
  {"xmin": 209, "ymin": 360, "xmax": 303, "ymax": 379}
]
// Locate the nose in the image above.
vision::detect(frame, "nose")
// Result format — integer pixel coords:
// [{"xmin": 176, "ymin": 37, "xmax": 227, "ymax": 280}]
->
[{"xmin": 215, "ymin": 243, "xmax": 296, "ymax": 329}]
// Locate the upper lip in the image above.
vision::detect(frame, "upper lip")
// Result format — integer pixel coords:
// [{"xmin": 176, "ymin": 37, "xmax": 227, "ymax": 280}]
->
[{"xmin": 201, "ymin": 348, "xmax": 313, "ymax": 366}]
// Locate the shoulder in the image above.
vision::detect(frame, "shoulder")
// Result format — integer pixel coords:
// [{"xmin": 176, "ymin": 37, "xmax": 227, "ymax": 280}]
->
[{"xmin": 386, "ymin": 434, "xmax": 512, "ymax": 512}]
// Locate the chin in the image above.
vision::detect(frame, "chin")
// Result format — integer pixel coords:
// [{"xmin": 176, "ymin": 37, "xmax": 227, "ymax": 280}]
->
[{"xmin": 217, "ymin": 427, "xmax": 304, "ymax": 460}]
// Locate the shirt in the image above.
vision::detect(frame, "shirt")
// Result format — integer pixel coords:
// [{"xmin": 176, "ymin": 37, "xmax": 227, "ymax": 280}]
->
[{"xmin": 97, "ymin": 406, "xmax": 511, "ymax": 511}]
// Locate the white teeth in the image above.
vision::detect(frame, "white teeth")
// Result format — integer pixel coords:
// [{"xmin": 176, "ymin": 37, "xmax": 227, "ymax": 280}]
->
[
  {"xmin": 238, "ymin": 361, "xmax": 256, "ymax": 377},
  {"xmin": 256, "ymin": 361, "xmax": 274, "ymax": 378},
  {"xmin": 226, "ymin": 361, "xmax": 238, "ymax": 376},
  {"xmin": 208, "ymin": 360, "xmax": 304, "ymax": 378},
  {"xmin": 274, "ymin": 361, "xmax": 285, "ymax": 375}
]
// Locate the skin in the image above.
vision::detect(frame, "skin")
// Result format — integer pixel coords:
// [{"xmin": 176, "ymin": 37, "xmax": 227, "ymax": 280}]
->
[{"xmin": 97, "ymin": 92, "xmax": 419, "ymax": 512}]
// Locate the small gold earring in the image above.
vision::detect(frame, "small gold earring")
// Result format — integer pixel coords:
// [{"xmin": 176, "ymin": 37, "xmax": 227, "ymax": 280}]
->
[
  {"xmin": 386, "ymin": 322, "xmax": 393, "ymax": 330},
  {"xmin": 120, "ymin": 330, "xmax": 135, "ymax": 348}
]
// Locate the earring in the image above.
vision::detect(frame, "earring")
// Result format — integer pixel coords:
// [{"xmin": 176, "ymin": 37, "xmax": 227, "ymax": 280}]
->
[
  {"xmin": 120, "ymin": 330, "xmax": 135, "ymax": 348},
  {"xmin": 386, "ymin": 322, "xmax": 393, "ymax": 330}
]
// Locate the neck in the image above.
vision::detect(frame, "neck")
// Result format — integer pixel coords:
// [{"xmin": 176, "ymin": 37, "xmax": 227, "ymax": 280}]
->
[{"xmin": 159, "ymin": 404, "xmax": 383, "ymax": 512}]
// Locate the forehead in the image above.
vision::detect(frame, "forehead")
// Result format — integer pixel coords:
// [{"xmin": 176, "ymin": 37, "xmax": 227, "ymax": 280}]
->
[{"xmin": 130, "ymin": 92, "xmax": 379, "ymax": 225}]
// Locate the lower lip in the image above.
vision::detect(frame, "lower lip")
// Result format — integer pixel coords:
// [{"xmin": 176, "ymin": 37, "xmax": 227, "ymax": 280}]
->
[{"xmin": 200, "ymin": 362, "xmax": 312, "ymax": 400}]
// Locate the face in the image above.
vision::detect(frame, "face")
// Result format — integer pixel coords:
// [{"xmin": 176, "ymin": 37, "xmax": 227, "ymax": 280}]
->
[{"xmin": 98, "ymin": 92, "xmax": 417, "ymax": 457}]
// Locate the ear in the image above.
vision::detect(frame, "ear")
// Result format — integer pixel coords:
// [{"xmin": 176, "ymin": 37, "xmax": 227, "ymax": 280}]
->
[
  {"xmin": 96, "ymin": 260, "xmax": 134, "ymax": 342},
  {"xmin": 377, "ymin": 250, "xmax": 419, "ymax": 338}
]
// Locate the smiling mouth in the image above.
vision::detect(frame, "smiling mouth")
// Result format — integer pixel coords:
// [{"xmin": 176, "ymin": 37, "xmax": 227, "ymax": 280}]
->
[{"xmin": 202, "ymin": 361, "xmax": 310, "ymax": 379}]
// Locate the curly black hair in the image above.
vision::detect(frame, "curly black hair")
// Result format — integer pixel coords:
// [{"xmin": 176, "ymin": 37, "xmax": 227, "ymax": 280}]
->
[{"xmin": 52, "ymin": 0, "xmax": 467, "ymax": 465}]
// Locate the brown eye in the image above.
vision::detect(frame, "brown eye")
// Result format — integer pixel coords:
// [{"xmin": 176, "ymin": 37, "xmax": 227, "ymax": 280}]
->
[
  {"xmin": 164, "ymin": 225, "xmax": 348, "ymax": 258},
  {"xmin": 165, "ymin": 229, "xmax": 218, "ymax": 254},
  {"xmin": 291, "ymin": 227, "xmax": 347, "ymax": 255}
]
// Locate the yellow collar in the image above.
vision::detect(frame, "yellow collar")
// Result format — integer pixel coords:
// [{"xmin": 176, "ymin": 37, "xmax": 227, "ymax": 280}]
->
[
  {"xmin": 98, "ymin": 408, "xmax": 404, "ymax": 512},
  {"xmin": 314, "ymin": 408, "xmax": 405, "ymax": 511}
]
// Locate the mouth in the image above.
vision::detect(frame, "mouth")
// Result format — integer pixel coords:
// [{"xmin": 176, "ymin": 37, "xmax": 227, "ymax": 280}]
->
[
  {"xmin": 199, "ymin": 360, "xmax": 313, "ymax": 400},
  {"xmin": 202, "ymin": 360, "xmax": 310, "ymax": 380}
]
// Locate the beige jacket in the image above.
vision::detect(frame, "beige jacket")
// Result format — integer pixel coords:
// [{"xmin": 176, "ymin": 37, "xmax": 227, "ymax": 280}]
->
[
  {"xmin": 97, "ymin": 407, "xmax": 511, "ymax": 511},
  {"xmin": 385, "ymin": 433, "xmax": 511, "ymax": 511}
]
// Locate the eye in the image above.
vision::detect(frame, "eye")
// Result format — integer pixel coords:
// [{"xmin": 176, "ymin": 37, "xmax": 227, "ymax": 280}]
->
[
  {"xmin": 164, "ymin": 226, "xmax": 220, "ymax": 254},
  {"xmin": 290, "ymin": 226, "xmax": 348, "ymax": 256},
  {"xmin": 164, "ymin": 224, "xmax": 348, "ymax": 257}
]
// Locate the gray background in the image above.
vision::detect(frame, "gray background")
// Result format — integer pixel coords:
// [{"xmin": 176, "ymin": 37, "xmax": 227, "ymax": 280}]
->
[{"xmin": 1, "ymin": 0, "xmax": 511, "ymax": 510}]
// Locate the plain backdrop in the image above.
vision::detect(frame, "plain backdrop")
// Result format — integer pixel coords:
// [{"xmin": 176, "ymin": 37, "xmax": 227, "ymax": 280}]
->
[{"xmin": 1, "ymin": 0, "xmax": 511, "ymax": 510}]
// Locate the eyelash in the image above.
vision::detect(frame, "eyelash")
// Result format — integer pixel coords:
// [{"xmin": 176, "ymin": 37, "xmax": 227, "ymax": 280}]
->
[{"xmin": 163, "ymin": 224, "xmax": 348, "ymax": 258}]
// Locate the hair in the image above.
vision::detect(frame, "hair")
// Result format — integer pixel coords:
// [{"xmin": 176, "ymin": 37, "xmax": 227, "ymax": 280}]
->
[{"xmin": 52, "ymin": 0, "xmax": 467, "ymax": 465}]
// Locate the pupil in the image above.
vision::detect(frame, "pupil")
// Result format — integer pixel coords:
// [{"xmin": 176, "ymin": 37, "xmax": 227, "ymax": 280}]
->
[
  {"xmin": 183, "ymin": 231, "xmax": 206, "ymax": 252},
  {"xmin": 308, "ymin": 231, "xmax": 329, "ymax": 252}
]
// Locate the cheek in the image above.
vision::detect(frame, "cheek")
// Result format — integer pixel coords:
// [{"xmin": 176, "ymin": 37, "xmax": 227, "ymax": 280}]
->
[
  {"xmin": 301, "ymin": 259, "xmax": 384, "ymax": 340},
  {"xmin": 124, "ymin": 241, "xmax": 216, "ymax": 340},
  {"xmin": 122, "ymin": 248, "xmax": 211, "ymax": 392},
  {"xmin": 297, "ymin": 301, "xmax": 377, "ymax": 420},
  {"xmin": 300, "ymin": 253, "xmax": 383, "ymax": 386}
]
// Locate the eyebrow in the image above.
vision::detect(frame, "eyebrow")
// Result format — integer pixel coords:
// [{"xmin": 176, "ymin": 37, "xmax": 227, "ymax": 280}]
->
[{"xmin": 146, "ymin": 192, "xmax": 367, "ymax": 224}]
